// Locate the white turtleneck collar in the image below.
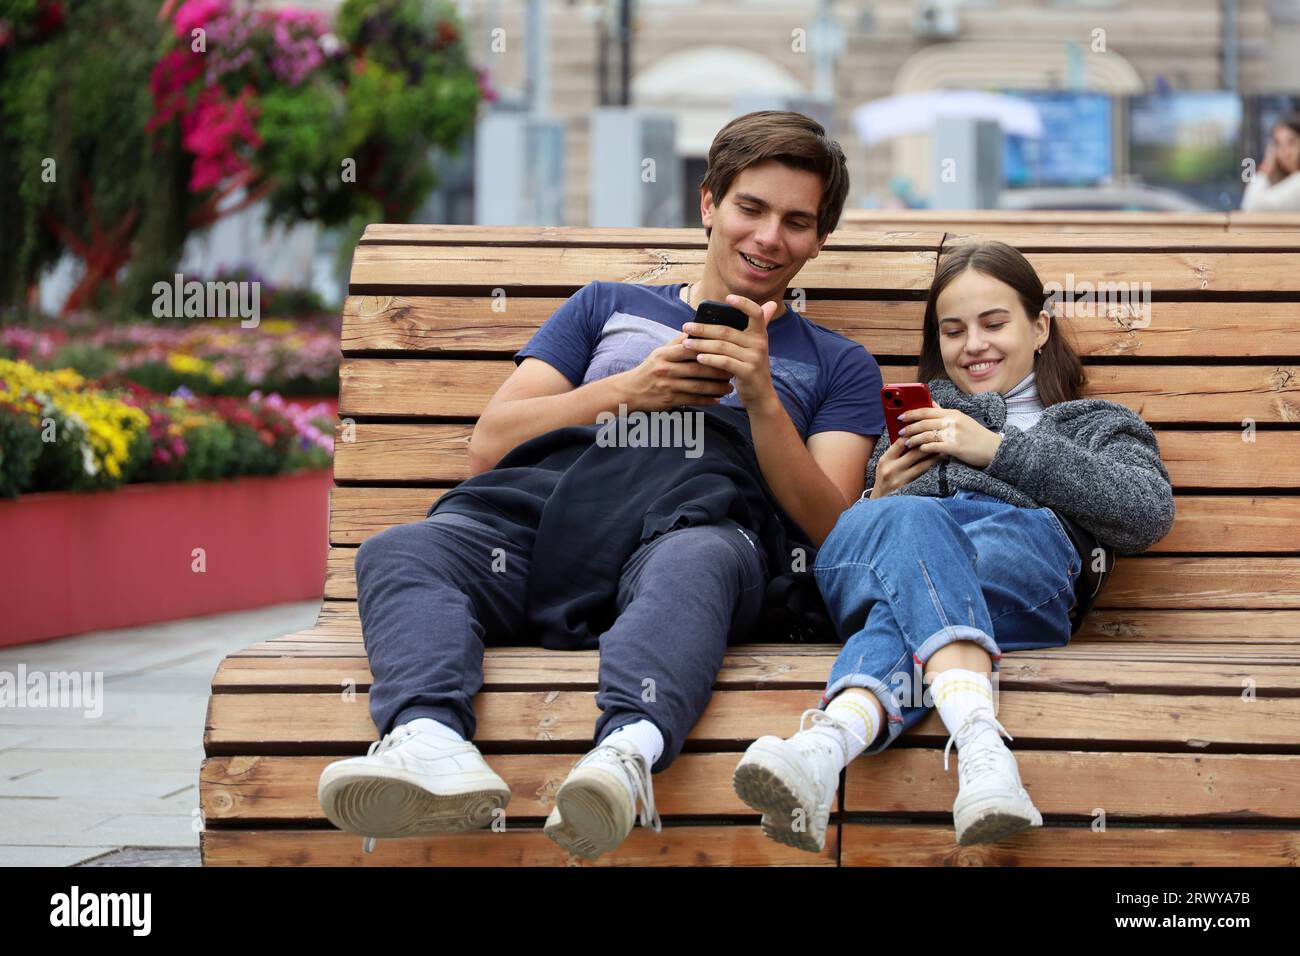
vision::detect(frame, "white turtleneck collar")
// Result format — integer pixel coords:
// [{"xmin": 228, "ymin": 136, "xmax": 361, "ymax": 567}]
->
[{"xmin": 1002, "ymin": 369, "xmax": 1046, "ymax": 431}]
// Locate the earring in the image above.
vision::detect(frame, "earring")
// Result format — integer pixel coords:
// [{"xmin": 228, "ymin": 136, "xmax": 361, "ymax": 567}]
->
[{"xmin": 1035, "ymin": 346, "xmax": 1043, "ymax": 356}]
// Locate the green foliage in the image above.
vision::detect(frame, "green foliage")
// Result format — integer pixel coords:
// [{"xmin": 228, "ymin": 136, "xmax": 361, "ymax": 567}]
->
[
  {"xmin": 0, "ymin": 0, "xmax": 163, "ymax": 306},
  {"xmin": 47, "ymin": 342, "xmax": 117, "ymax": 379},
  {"xmin": 0, "ymin": 402, "xmax": 43, "ymax": 498},
  {"xmin": 0, "ymin": 0, "xmax": 481, "ymax": 313}
]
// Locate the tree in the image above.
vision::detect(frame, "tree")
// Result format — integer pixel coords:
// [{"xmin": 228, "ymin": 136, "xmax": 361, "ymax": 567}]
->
[{"xmin": 0, "ymin": 0, "xmax": 486, "ymax": 316}]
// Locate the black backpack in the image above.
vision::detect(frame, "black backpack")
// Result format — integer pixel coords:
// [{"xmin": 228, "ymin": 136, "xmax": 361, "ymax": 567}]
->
[{"xmin": 1051, "ymin": 509, "xmax": 1117, "ymax": 635}]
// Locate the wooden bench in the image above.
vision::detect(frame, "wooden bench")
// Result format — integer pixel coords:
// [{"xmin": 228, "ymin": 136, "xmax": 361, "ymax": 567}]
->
[
  {"xmin": 201, "ymin": 222, "xmax": 1300, "ymax": 866},
  {"xmin": 842, "ymin": 208, "xmax": 1300, "ymax": 234}
]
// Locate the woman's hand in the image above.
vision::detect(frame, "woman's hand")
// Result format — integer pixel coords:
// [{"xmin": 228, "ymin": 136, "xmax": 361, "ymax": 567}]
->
[
  {"xmin": 1259, "ymin": 144, "xmax": 1284, "ymax": 184},
  {"xmin": 870, "ymin": 437, "xmax": 942, "ymax": 498},
  {"xmin": 898, "ymin": 406, "xmax": 1003, "ymax": 469}
]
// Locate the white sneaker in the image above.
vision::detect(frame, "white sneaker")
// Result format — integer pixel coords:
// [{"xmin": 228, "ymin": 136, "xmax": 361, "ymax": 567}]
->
[
  {"xmin": 318, "ymin": 723, "xmax": 511, "ymax": 853},
  {"xmin": 944, "ymin": 712, "xmax": 1043, "ymax": 845},
  {"xmin": 543, "ymin": 735, "xmax": 661, "ymax": 860},
  {"xmin": 732, "ymin": 709, "xmax": 860, "ymax": 853}
]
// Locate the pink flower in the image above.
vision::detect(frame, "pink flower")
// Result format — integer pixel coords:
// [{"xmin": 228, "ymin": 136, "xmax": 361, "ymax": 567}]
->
[
  {"xmin": 173, "ymin": 0, "xmax": 226, "ymax": 39},
  {"xmin": 147, "ymin": 48, "xmax": 204, "ymax": 132},
  {"xmin": 180, "ymin": 86, "xmax": 261, "ymax": 193}
]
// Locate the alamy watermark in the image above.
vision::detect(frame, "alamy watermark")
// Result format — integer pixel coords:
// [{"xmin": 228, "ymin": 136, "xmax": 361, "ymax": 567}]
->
[
  {"xmin": 0, "ymin": 665, "xmax": 104, "ymax": 718},
  {"xmin": 1044, "ymin": 273, "xmax": 1152, "ymax": 328},
  {"xmin": 596, "ymin": 404, "xmax": 705, "ymax": 459},
  {"xmin": 152, "ymin": 273, "xmax": 260, "ymax": 327}
]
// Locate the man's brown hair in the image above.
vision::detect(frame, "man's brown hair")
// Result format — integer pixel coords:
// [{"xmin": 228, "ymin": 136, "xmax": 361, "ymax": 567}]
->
[{"xmin": 700, "ymin": 110, "xmax": 850, "ymax": 239}]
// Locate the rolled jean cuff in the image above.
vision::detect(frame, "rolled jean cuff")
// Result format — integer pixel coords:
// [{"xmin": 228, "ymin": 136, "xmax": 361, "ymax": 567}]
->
[
  {"xmin": 818, "ymin": 671, "xmax": 906, "ymax": 757},
  {"xmin": 817, "ymin": 625, "xmax": 1002, "ymax": 757},
  {"xmin": 914, "ymin": 625, "xmax": 1002, "ymax": 670}
]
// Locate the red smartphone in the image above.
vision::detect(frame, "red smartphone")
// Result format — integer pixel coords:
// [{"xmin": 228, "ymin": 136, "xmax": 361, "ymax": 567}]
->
[
  {"xmin": 882, "ymin": 383, "xmax": 935, "ymax": 445},
  {"xmin": 694, "ymin": 299, "xmax": 749, "ymax": 331}
]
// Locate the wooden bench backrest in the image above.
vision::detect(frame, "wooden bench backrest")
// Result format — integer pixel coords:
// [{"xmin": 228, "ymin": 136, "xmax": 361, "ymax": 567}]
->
[
  {"xmin": 841, "ymin": 209, "xmax": 1300, "ymax": 233},
  {"xmin": 325, "ymin": 223, "xmax": 1300, "ymax": 638}
]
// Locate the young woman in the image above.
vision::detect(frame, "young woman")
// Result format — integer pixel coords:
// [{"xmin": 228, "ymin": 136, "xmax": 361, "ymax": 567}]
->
[
  {"xmin": 732, "ymin": 240, "xmax": 1176, "ymax": 851},
  {"xmin": 1242, "ymin": 113, "xmax": 1300, "ymax": 212}
]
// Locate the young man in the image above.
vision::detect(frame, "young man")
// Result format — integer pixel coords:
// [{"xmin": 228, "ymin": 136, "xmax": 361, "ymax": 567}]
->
[{"xmin": 317, "ymin": 110, "xmax": 885, "ymax": 860}]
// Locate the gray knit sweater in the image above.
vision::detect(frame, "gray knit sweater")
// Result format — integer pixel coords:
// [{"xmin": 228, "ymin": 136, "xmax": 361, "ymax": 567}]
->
[{"xmin": 865, "ymin": 377, "xmax": 1176, "ymax": 555}]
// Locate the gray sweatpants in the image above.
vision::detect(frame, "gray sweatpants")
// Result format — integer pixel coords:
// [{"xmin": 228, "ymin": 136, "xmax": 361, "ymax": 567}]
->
[{"xmin": 355, "ymin": 511, "xmax": 768, "ymax": 772}]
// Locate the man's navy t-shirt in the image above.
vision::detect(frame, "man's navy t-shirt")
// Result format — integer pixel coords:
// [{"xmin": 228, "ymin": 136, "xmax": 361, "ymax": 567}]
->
[{"xmin": 514, "ymin": 281, "xmax": 885, "ymax": 443}]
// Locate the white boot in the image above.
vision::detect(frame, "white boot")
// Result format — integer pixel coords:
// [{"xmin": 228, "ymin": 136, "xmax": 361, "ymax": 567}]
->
[
  {"xmin": 945, "ymin": 713, "xmax": 1043, "ymax": 845},
  {"xmin": 318, "ymin": 723, "xmax": 511, "ymax": 853},
  {"xmin": 732, "ymin": 709, "xmax": 861, "ymax": 853},
  {"xmin": 543, "ymin": 734, "xmax": 661, "ymax": 861}
]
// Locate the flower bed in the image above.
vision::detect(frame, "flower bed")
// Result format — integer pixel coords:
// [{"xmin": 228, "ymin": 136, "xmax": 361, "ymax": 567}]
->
[
  {"xmin": 0, "ymin": 356, "xmax": 336, "ymax": 645},
  {"xmin": 0, "ymin": 358, "xmax": 332, "ymax": 499},
  {"xmin": 1, "ymin": 316, "xmax": 339, "ymax": 398}
]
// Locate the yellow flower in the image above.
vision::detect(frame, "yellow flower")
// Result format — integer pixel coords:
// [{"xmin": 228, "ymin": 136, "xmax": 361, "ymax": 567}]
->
[{"xmin": 167, "ymin": 353, "xmax": 210, "ymax": 376}]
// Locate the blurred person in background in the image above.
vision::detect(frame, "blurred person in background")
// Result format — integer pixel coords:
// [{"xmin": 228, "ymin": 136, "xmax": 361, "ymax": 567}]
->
[{"xmin": 1242, "ymin": 114, "xmax": 1300, "ymax": 211}]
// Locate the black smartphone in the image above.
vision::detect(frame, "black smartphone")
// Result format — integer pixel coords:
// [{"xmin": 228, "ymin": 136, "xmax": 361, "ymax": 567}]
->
[{"xmin": 694, "ymin": 299, "xmax": 749, "ymax": 331}]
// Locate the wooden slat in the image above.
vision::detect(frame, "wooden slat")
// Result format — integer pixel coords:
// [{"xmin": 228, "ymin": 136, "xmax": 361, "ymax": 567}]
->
[
  {"xmin": 331, "ymin": 425, "xmax": 1300, "ymax": 486},
  {"xmin": 322, "ymin": 549, "xmax": 1300, "ymax": 608},
  {"xmin": 202, "ymin": 826, "xmax": 837, "ymax": 866},
  {"xmin": 200, "ymin": 751, "xmax": 1299, "ymax": 823},
  {"xmin": 201, "ymin": 752, "xmax": 832, "ymax": 821},
  {"xmin": 210, "ymin": 653, "xmax": 1300, "ymax": 694},
  {"xmin": 838, "ymin": 824, "xmax": 1300, "ymax": 866},
  {"xmin": 1077, "ymin": 609, "xmax": 1300, "ymax": 642},
  {"xmin": 360, "ymin": 223, "xmax": 944, "ymax": 250},
  {"xmin": 1023, "ymin": 252, "xmax": 1300, "ymax": 293},
  {"xmin": 338, "ymin": 358, "xmax": 1300, "ymax": 424},
  {"xmin": 212, "ymin": 650, "xmax": 838, "ymax": 691},
  {"xmin": 1226, "ymin": 212, "xmax": 1300, "ymax": 230},
  {"xmin": 327, "ymin": 486, "xmax": 1300, "ymax": 552},
  {"xmin": 842, "ymin": 210, "xmax": 1231, "ymax": 228},
  {"xmin": 349, "ymin": 245, "xmax": 939, "ymax": 292},
  {"xmin": 943, "ymin": 230, "xmax": 1300, "ymax": 250},
  {"xmin": 342, "ymin": 296, "xmax": 1300, "ymax": 358},
  {"xmin": 846, "ymin": 751, "xmax": 1300, "ymax": 817},
  {"xmin": 205, "ymin": 690, "xmax": 1300, "ymax": 752},
  {"xmin": 302, "ymin": 601, "xmax": 1300, "ymax": 644}
]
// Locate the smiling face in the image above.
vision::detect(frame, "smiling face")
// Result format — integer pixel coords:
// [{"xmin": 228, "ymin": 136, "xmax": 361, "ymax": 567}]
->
[
  {"xmin": 936, "ymin": 267, "xmax": 1050, "ymax": 396},
  {"xmin": 699, "ymin": 159, "xmax": 829, "ymax": 308},
  {"xmin": 1273, "ymin": 123, "xmax": 1300, "ymax": 176}
]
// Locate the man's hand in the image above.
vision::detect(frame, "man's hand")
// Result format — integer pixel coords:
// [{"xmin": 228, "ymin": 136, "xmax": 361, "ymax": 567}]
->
[
  {"xmin": 898, "ymin": 405, "xmax": 1003, "ymax": 469},
  {"xmin": 618, "ymin": 332, "xmax": 735, "ymax": 412},
  {"xmin": 870, "ymin": 437, "xmax": 942, "ymax": 498},
  {"xmin": 681, "ymin": 294, "xmax": 780, "ymax": 413}
]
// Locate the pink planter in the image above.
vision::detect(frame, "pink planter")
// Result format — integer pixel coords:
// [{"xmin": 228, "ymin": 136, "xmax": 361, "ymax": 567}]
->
[{"xmin": 0, "ymin": 469, "xmax": 331, "ymax": 647}]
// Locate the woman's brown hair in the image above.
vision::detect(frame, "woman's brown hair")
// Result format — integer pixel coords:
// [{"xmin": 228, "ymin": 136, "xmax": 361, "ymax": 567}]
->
[
  {"xmin": 1273, "ymin": 113, "xmax": 1300, "ymax": 176},
  {"xmin": 700, "ymin": 110, "xmax": 850, "ymax": 239},
  {"xmin": 917, "ymin": 240, "xmax": 1085, "ymax": 407}
]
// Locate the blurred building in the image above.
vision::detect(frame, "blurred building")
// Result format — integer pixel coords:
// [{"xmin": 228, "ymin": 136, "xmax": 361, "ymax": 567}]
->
[
  {"xmin": 218, "ymin": 0, "xmax": 1300, "ymax": 239},
  {"xmin": 424, "ymin": 0, "xmax": 1300, "ymax": 222}
]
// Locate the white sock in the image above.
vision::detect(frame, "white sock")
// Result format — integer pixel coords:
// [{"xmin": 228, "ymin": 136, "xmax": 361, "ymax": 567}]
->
[
  {"xmin": 602, "ymin": 720, "xmax": 664, "ymax": 802},
  {"xmin": 405, "ymin": 717, "xmax": 464, "ymax": 742},
  {"xmin": 813, "ymin": 692, "xmax": 882, "ymax": 771},
  {"xmin": 929, "ymin": 668, "xmax": 1001, "ymax": 749}
]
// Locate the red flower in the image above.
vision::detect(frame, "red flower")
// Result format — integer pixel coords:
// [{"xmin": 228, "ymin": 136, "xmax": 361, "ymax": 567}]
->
[
  {"xmin": 35, "ymin": 1, "xmax": 65, "ymax": 35},
  {"xmin": 147, "ymin": 49, "xmax": 204, "ymax": 133}
]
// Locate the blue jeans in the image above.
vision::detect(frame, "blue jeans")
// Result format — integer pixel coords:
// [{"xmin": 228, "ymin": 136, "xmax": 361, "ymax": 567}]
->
[{"xmin": 812, "ymin": 490, "xmax": 1080, "ymax": 756}]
